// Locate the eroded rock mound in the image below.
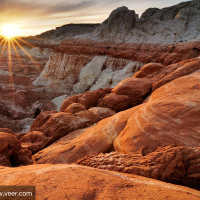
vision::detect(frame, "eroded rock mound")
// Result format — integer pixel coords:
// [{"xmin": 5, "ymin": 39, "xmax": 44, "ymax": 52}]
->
[
  {"xmin": 60, "ymin": 77, "xmax": 152, "ymax": 112},
  {"xmin": 33, "ymin": 106, "xmax": 140, "ymax": 164},
  {"xmin": 114, "ymin": 70, "xmax": 200, "ymax": 155},
  {"xmin": 0, "ymin": 132, "xmax": 33, "ymax": 167},
  {"xmin": 21, "ymin": 107, "xmax": 115, "ymax": 153},
  {"xmin": 77, "ymin": 145, "xmax": 200, "ymax": 189},
  {"xmin": 0, "ymin": 164, "xmax": 199, "ymax": 200}
]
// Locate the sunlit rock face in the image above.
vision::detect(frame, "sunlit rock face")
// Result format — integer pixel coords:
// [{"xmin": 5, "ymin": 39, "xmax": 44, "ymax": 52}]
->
[
  {"xmin": 1, "ymin": 1, "xmax": 200, "ymax": 133},
  {"xmin": 1, "ymin": 164, "xmax": 200, "ymax": 200}
]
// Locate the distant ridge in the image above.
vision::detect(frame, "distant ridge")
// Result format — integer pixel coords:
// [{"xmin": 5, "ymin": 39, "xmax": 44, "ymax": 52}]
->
[{"xmin": 36, "ymin": 23, "xmax": 100, "ymax": 40}]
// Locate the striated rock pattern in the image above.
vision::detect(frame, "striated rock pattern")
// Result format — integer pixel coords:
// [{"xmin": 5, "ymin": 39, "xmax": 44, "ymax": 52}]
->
[
  {"xmin": 1, "ymin": 164, "xmax": 200, "ymax": 200},
  {"xmin": 77, "ymin": 145, "xmax": 200, "ymax": 189},
  {"xmin": 21, "ymin": 107, "xmax": 115, "ymax": 153},
  {"xmin": 33, "ymin": 52, "xmax": 144, "ymax": 93},
  {"xmin": 34, "ymin": 64, "xmax": 200, "ymax": 165},
  {"xmin": 114, "ymin": 70, "xmax": 200, "ymax": 155},
  {"xmin": 0, "ymin": 132, "xmax": 33, "ymax": 167},
  {"xmin": 33, "ymin": 106, "xmax": 141, "ymax": 164}
]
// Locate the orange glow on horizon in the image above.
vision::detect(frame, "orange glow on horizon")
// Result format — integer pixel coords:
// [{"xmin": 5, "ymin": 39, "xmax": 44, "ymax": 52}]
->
[{"xmin": 1, "ymin": 24, "xmax": 21, "ymax": 39}]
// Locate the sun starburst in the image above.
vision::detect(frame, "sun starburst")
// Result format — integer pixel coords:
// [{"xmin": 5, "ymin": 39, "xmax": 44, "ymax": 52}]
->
[{"xmin": 1, "ymin": 24, "xmax": 21, "ymax": 40}]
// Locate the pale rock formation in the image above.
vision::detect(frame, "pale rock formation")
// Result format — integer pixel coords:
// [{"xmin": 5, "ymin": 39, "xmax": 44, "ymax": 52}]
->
[
  {"xmin": 33, "ymin": 54, "xmax": 93, "ymax": 93},
  {"xmin": 90, "ymin": 61, "xmax": 143, "ymax": 91},
  {"xmin": 80, "ymin": 1, "xmax": 200, "ymax": 44},
  {"xmin": 73, "ymin": 56, "xmax": 107, "ymax": 93},
  {"xmin": 33, "ymin": 52, "xmax": 144, "ymax": 93},
  {"xmin": 51, "ymin": 94, "xmax": 68, "ymax": 111},
  {"xmin": 93, "ymin": 6, "xmax": 137, "ymax": 42}
]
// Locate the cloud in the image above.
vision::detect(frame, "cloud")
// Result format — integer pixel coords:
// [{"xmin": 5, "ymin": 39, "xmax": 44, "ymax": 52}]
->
[{"xmin": 0, "ymin": 0, "xmax": 191, "ymax": 36}]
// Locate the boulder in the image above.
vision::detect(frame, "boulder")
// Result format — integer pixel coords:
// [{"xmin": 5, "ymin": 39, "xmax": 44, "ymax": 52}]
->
[
  {"xmin": 64, "ymin": 103, "xmax": 86, "ymax": 114},
  {"xmin": 78, "ymin": 91, "xmax": 100, "ymax": 109},
  {"xmin": 153, "ymin": 59, "xmax": 200, "ymax": 91},
  {"xmin": 77, "ymin": 145, "xmax": 200, "ymax": 189},
  {"xmin": 0, "ymin": 164, "xmax": 199, "ymax": 200},
  {"xmin": 114, "ymin": 70, "xmax": 200, "ymax": 155},
  {"xmin": 20, "ymin": 131, "xmax": 49, "ymax": 153},
  {"xmin": 133, "ymin": 62, "xmax": 165, "ymax": 80},
  {"xmin": 33, "ymin": 106, "xmax": 140, "ymax": 164},
  {"xmin": 0, "ymin": 132, "xmax": 33, "ymax": 167},
  {"xmin": 99, "ymin": 93, "xmax": 131, "ymax": 111},
  {"xmin": 0, "ymin": 128, "xmax": 16, "ymax": 136},
  {"xmin": 60, "ymin": 95, "xmax": 80, "ymax": 112},
  {"xmin": 23, "ymin": 107, "xmax": 115, "ymax": 154},
  {"xmin": 112, "ymin": 77, "xmax": 153, "ymax": 106}
]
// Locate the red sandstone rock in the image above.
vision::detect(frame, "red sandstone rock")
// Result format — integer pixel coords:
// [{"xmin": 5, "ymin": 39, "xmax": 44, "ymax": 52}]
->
[
  {"xmin": 60, "ymin": 94, "xmax": 80, "ymax": 112},
  {"xmin": 20, "ymin": 131, "xmax": 49, "ymax": 153},
  {"xmin": 111, "ymin": 77, "xmax": 153, "ymax": 107},
  {"xmin": 33, "ymin": 106, "xmax": 141, "ymax": 164},
  {"xmin": 22, "ymin": 107, "xmax": 115, "ymax": 154},
  {"xmin": 78, "ymin": 91, "xmax": 100, "ymax": 109},
  {"xmin": 153, "ymin": 58, "xmax": 200, "ymax": 91},
  {"xmin": 112, "ymin": 77, "xmax": 152, "ymax": 98},
  {"xmin": 64, "ymin": 103, "xmax": 86, "ymax": 114},
  {"xmin": 114, "ymin": 70, "xmax": 200, "ymax": 155},
  {"xmin": 57, "ymin": 39, "xmax": 200, "ymax": 65},
  {"xmin": 0, "ymin": 128, "xmax": 15, "ymax": 135},
  {"xmin": 1, "ymin": 164, "xmax": 199, "ymax": 200},
  {"xmin": 133, "ymin": 62, "xmax": 165, "ymax": 80},
  {"xmin": 77, "ymin": 145, "xmax": 200, "ymax": 189},
  {"xmin": 99, "ymin": 93, "xmax": 131, "ymax": 111},
  {"xmin": 0, "ymin": 132, "xmax": 33, "ymax": 167}
]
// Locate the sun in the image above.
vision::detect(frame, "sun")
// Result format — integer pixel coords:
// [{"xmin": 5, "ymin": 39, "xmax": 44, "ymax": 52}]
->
[{"xmin": 1, "ymin": 24, "xmax": 20, "ymax": 39}]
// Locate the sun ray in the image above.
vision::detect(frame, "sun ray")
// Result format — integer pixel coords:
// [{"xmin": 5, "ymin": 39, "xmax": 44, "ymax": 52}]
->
[
  {"xmin": 0, "ymin": 39, "xmax": 7, "ymax": 61},
  {"xmin": 27, "ymin": 36, "xmax": 52, "ymax": 41},
  {"xmin": 10, "ymin": 39, "xmax": 24, "ymax": 71},
  {"xmin": 12, "ymin": 38, "xmax": 40, "ymax": 69},
  {"xmin": 16, "ymin": 37, "xmax": 36, "ymax": 48},
  {"xmin": 7, "ymin": 39, "xmax": 15, "ymax": 104}
]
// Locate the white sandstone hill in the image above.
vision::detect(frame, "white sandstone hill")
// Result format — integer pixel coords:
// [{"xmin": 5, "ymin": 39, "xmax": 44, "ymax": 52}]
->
[{"xmin": 78, "ymin": 0, "xmax": 200, "ymax": 44}]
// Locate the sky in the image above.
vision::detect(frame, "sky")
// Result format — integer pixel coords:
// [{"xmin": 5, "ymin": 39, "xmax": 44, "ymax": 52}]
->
[{"xmin": 0, "ymin": 0, "xmax": 191, "ymax": 36}]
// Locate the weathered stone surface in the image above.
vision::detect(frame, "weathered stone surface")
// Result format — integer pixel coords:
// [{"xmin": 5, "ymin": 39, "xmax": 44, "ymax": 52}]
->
[
  {"xmin": 0, "ymin": 128, "xmax": 15, "ymax": 136},
  {"xmin": 114, "ymin": 70, "xmax": 200, "ymax": 155},
  {"xmin": 80, "ymin": 1, "xmax": 200, "ymax": 44},
  {"xmin": 0, "ymin": 132, "xmax": 33, "ymax": 167},
  {"xmin": 112, "ymin": 77, "xmax": 153, "ymax": 107},
  {"xmin": 99, "ymin": 93, "xmax": 131, "ymax": 111},
  {"xmin": 33, "ymin": 106, "xmax": 140, "ymax": 164},
  {"xmin": 77, "ymin": 145, "xmax": 200, "ymax": 189},
  {"xmin": 1, "ymin": 164, "xmax": 199, "ymax": 200},
  {"xmin": 78, "ymin": 91, "xmax": 100, "ymax": 109},
  {"xmin": 93, "ymin": 6, "xmax": 136, "ymax": 42},
  {"xmin": 152, "ymin": 58, "xmax": 200, "ymax": 91},
  {"xmin": 20, "ymin": 131, "xmax": 49, "ymax": 153},
  {"xmin": 22, "ymin": 107, "xmax": 115, "ymax": 154},
  {"xmin": 133, "ymin": 62, "xmax": 165, "ymax": 80},
  {"xmin": 64, "ymin": 103, "xmax": 86, "ymax": 114},
  {"xmin": 60, "ymin": 95, "xmax": 81, "ymax": 112}
]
